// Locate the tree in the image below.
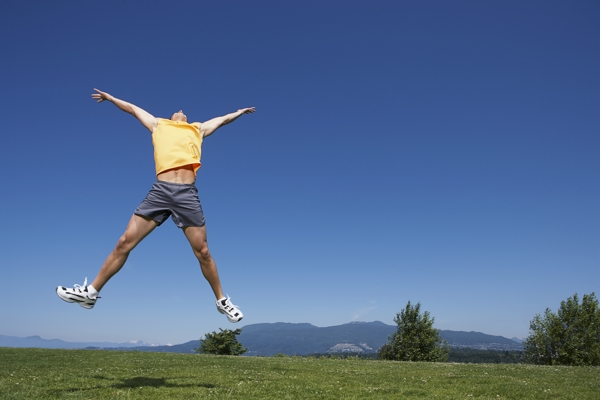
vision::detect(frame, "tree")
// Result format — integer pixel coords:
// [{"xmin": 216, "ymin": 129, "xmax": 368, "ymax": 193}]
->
[
  {"xmin": 197, "ymin": 328, "xmax": 248, "ymax": 356},
  {"xmin": 523, "ymin": 292, "xmax": 600, "ymax": 366},
  {"xmin": 378, "ymin": 300, "xmax": 449, "ymax": 362}
]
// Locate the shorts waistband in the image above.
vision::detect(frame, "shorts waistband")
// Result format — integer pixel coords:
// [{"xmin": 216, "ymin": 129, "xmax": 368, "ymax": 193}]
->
[{"xmin": 154, "ymin": 180, "xmax": 196, "ymax": 188}]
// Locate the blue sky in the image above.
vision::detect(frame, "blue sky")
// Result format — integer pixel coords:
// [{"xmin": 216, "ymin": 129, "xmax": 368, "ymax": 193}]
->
[{"xmin": 0, "ymin": 0, "xmax": 598, "ymax": 345}]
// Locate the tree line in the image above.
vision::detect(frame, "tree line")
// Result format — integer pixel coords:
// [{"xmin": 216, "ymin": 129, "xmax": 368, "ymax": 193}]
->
[{"xmin": 197, "ymin": 292, "xmax": 599, "ymax": 366}]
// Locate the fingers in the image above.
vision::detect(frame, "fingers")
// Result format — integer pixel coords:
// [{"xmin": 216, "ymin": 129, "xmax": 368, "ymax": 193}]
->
[{"xmin": 91, "ymin": 88, "xmax": 106, "ymax": 103}]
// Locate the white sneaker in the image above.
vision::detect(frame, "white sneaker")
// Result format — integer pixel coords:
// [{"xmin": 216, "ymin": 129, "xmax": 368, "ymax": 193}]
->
[
  {"xmin": 216, "ymin": 296, "xmax": 243, "ymax": 322},
  {"xmin": 56, "ymin": 278, "xmax": 99, "ymax": 309}
]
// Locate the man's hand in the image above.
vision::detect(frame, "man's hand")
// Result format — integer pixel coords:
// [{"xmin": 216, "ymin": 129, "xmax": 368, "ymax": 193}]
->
[
  {"xmin": 92, "ymin": 88, "xmax": 112, "ymax": 103},
  {"xmin": 238, "ymin": 107, "xmax": 256, "ymax": 115}
]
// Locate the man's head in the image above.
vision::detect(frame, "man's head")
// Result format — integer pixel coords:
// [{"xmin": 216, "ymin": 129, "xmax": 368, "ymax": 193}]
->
[{"xmin": 170, "ymin": 110, "xmax": 187, "ymax": 122}]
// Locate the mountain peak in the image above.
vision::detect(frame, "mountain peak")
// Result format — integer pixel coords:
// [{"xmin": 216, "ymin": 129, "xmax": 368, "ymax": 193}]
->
[{"xmin": 348, "ymin": 321, "xmax": 388, "ymax": 326}]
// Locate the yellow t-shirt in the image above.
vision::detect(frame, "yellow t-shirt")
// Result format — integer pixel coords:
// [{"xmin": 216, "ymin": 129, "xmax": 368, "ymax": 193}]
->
[{"xmin": 152, "ymin": 119, "xmax": 203, "ymax": 176}]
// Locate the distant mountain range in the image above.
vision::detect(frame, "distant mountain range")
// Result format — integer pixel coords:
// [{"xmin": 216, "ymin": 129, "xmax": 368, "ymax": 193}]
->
[
  {"xmin": 0, "ymin": 335, "xmax": 158, "ymax": 349},
  {"xmin": 1, "ymin": 322, "xmax": 523, "ymax": 355},
  {"xmin": 238, "ymin": 322, "xmax": 523, "ymax": 355}
]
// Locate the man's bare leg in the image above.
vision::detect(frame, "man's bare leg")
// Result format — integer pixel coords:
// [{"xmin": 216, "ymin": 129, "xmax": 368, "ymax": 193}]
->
[
  {"xmin": 91, "ymin": 214, "xmax": 158, "ymax": 291},
  {"xmin": 182, "ymin": 225, "xmax": 224, "ymax": 300}
]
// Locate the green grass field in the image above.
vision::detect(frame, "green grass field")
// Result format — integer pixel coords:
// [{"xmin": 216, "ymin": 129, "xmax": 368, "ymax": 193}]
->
[{"xmin": 0, "ymin": 348, "xmax": 598, "ymax": 399}]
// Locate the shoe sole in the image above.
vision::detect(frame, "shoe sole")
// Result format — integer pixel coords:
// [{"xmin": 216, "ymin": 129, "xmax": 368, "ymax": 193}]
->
[
  {"xmin": 56, "ymin": 287, "xmax": 76, "ymax": 303},
  {"xmin": 217, "ymin": 308, "xmax": 243, "ymax": 323},
  {"xmin": 56, "ymin": 287, "xmax": 95, "ymax": 309}
]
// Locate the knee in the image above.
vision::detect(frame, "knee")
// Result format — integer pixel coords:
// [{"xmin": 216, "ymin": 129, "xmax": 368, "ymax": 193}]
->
[
  {"xmin": 196, "ymin": 245, "xmax": 212, "ymax": 264},
  {"xmin": 114, "ymin": 234, "xmax": 134, "ymax": 254}
]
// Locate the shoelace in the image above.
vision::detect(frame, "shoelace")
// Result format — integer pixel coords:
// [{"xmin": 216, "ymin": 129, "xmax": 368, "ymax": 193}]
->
[
  {"xmin": 73, "ymin": 277, "xmax": 88, "ymax": 293},
  {"xmin": 72, "ymin": 277, "xmax": 100, "ymax": 299},
  {"xmin": 222, "ymin": 296, "xmax": 239, "ymax": 311}
]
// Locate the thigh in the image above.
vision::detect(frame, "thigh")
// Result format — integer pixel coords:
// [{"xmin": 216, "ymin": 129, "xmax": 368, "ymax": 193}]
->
[
  {"xmin": 121, "ymin": 214, "xmax": 158, "ymax": 247},
  {"xmin": 182, "ymin": 225, "xmax": 209, "ymax": 253}
]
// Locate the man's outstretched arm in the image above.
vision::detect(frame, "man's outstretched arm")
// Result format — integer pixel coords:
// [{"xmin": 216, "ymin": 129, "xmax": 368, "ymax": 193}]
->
[
  {"xmin": 201, "ymin": 107, "xmax": 255, "ymax": 138},
  {"xmin": 92, "ymin": 88, "xmax": 158, "ymax": 133}
]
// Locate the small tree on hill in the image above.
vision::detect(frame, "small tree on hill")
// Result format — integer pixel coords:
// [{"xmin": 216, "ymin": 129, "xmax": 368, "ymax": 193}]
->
[
  {"xmin": 379, "ymin": 301, "xmax": 449, "ymax": 362},
  {"xmin": 197, "ymin": 328, "xmax": 247, "ymax": 356},
  {"xmin": 523, "ymin": 292, "xmax": 600, "ymax": 366}
]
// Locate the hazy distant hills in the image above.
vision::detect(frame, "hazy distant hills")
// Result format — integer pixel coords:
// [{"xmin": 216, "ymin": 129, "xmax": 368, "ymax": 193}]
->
[
  {"xmin": 0, "ymin": 335, "xmax": 157, "ymax": 349},
  {"xmin": 1, "ymin": 321, "xmax": 523, "ymax": 355}
]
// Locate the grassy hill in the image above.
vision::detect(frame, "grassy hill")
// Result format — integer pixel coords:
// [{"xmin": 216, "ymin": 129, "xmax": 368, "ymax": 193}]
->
[{"xmin": 1, "ymin": 348, "xmax": 598, "ymax": 399}]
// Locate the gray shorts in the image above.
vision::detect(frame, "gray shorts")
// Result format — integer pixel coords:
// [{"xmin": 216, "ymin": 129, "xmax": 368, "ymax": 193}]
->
[{"xmin": 134, "ymin": 181, "xmax": 206, "ymax": 228}]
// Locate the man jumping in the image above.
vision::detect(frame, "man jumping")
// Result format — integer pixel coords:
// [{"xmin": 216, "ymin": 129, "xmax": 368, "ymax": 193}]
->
[{"xmin": 56, "ymin": 89, "xmax": 254, "ymax": 323}]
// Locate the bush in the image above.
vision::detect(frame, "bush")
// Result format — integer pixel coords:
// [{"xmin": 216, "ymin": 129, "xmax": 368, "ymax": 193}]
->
[
  {"xmin": 523, "ymin": 292, "xmax": 600, "ymax": 366},
  {"xmin": 197, "ymin": 328, "xmax": 248, "ymax": 356},
  {"xmin": 379, "ymin": 300, "xmax": 449, "ymax": 362}
]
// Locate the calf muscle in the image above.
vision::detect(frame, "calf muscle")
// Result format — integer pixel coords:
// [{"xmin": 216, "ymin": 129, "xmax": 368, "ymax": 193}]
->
[{"xmin": 91, "ymin": 215, "xmax": 157, "ymax": 291}]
